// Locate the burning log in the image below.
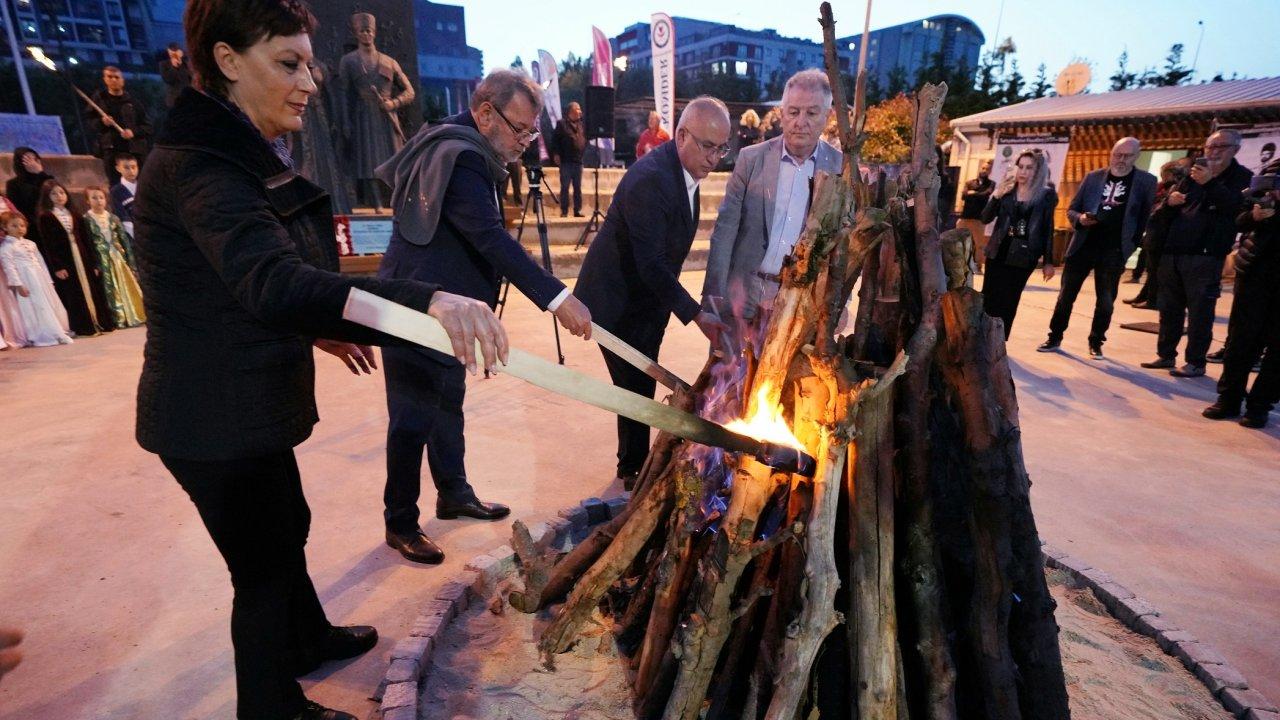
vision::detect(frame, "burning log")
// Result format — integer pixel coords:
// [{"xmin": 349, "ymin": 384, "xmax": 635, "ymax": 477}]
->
[{"xmin": 510, "ymin": 4, "xmax": 1070, "ymax": 718}]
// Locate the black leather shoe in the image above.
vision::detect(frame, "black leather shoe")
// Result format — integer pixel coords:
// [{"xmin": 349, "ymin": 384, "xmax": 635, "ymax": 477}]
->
[
  {"xmin": 1202, "ymin": 399, "xmax": 1241, "ymax": 420},
  {"xmin": 293, "ymin": 700, "xmax": 356, "ymax": 720},
  {"xmin": 322, "ymin": 625, "xmax": 377, "ymax": 662},
  {"xmin": 1169, "ymin": 363, "xmax": 1206, "ymax": 378},
  {"xmin": 1132, "ymin": 301, "xmax": 1157, "ymax": 310},
  {"xmin": 1206, "ymin": 348, "xmax": 1227, "ymax": 364},
  {"xmin": 386, "ymin": 529, "xmax": 445, "ymax": 564},
  {"xmin": 619, "ymin": 472, "xmax": 640, "ymax": 492},
  {"xmin": 1036, "ymin": 338, "xmax": 1061, "ymax": 352},
  {"xmin": 1240, "ymin": 408, "xmax": 1270, "ymax": 429},
  {"xmin": 436, "ymin": 498, "xmax": 510, "ymax": 521},
  {"xmin": 1140, "ymin": 357, "xmax": 1175, "ymax": 369},
  {"xmin": 1088, "ymin": 342, "xmax": 1104, "ymax": 360}
]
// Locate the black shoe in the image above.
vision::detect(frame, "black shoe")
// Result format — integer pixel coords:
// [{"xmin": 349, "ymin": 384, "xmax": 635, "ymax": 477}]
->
[
  {"xmin": 619, "ymin": 472, "xmax": 639, "ymax": 492},
  {"xmin": 1122, "ymin": 296, "xmax": 1145, "ymax": 305},
  {"xmin": 386, "ymin": 529, "xmax": 445, "ymax": 564},
  {"xmin": 1169, "ymin": 363, "xmax": 1206, "ymax": 378},
  {"xmin": 574, "ymin": 211, "xmax": 585, "ymax": 217},
  {"xmin": 1088, "ymin": 343, "xmax": 1104, "ymax": 359},
  {"xmin": 1140, "ymin": 357, "xmax": 1175, "ymax": 369},
  {"xmin": 559, "ymin": 212, "xmax": 568, "ymax": 218},
  {"xmin": 1239, "ymin": 411, "xmax": 1270, "ymax": 429},
  {"xmin": 436, "ymin": 498, "xmax": 510, "ymax": 521},
  {"xmin": 1036, "ymin": 338, "xmax": 1061, "ymax": 352},
  {"xmin": 1202, "ymin": 399, "xmax": 1241, "ymax": 420},
  {"xmin": 293, "ymin": 700, "xmax": 357, "ymax": 720},
  {"xmin": 321, "ymin": 625, "xmax": 377, "ymax": 663},
  {"xmin": 1206, "ymin": 348, "xmax": 1227, "ymax": 364},
  {"xmin": 1132, "ymin": 301, "xmax": 1157, "ymax": 310}
]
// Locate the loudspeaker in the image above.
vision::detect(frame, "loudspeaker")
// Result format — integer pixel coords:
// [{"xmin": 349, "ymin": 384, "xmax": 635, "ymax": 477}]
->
[{"xmin": 584, "ymin": 85, "xmax": 615, "ymax": 140}]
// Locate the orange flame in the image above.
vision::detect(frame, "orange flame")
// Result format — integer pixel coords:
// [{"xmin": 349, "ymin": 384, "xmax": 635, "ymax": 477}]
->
[{"xmin": 723, "ymin": 382, "xmax": 803, "ymax": 449}]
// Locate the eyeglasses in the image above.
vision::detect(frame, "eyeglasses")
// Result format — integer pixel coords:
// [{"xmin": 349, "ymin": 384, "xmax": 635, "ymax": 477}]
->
[
  {"xmin": 489, "ymin": 102, "xmax": 539, "ymax": 143},
  {"xmin": 1204, "ymin": 143, "xmax": 1239, "ymax": 151},
  {"xmin": 681, "ymin": 128, "xmax": 731, "ymax": 160}
]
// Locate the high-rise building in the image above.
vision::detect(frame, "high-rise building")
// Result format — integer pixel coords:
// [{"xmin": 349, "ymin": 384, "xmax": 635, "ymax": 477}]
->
[
  {"xmin": 5, "ymin": 0, "xmax": 177, "ymax": 72},
  {"xmin": 413, "ymin": 0, "xmax": 482, "ymax": 116},
  {"xmin": 611, "ymin": 13, "xmax": 983, "ymax": 98}
]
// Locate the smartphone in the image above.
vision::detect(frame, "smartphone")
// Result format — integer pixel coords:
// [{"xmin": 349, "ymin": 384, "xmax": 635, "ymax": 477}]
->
[{"xmin": 1193, "ymin": 157, "xmax": 1210, "ymax": 169}]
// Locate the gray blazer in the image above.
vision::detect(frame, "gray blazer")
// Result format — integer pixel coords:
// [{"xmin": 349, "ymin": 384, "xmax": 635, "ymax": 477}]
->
[
  {"xmin": 1064, "ymin": 167, "xmax": 1158, "ymax": 263},
  {"xmin": 701, "ymin": 135, "xmax": 843, "ymax": 315}
]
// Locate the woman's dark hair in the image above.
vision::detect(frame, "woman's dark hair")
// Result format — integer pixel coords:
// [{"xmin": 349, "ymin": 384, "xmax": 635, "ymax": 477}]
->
[
  {"xmin": 37, "ymin": 179, "xmax": 75, "ymax": 214},
  {"xmin": 11, "ymin": 146, "xmax": 42, "ymax": 180},
  {"xmin": 184, "ymin": 0, "xmax": 317, "ymax": 96}
]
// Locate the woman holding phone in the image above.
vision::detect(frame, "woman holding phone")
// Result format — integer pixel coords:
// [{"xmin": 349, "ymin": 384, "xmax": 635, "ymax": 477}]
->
[{"xmin": 979, "ymin": 150, "xmax": 1058, "ymax": 338}]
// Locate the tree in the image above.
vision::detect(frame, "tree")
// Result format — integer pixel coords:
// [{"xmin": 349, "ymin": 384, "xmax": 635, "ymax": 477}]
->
[
  {"xmin": 1028, "ymin": 63, "xmax": 1051, "ymax": 99},
  {"xmin": 1151, "ymin": 43, "xmax": 1194, "ymax": 86},
  {"xmin": 1110, "ymin": 50, "xmax": 1138, "ymax": 91},
  {"xmin": 1002, "ymin": 58, "xmax": 1025, "ymax": 105},
  {"xmin": 885, "ymin": 65, "xmax": 909, "ymax": 99},
  {"xmin": 510, "ymin": 55, "xmax": 525, "ymax": 71},
  {"xmin": 862, "ymin": 93, "xmax": 915, "ymax": 163}
]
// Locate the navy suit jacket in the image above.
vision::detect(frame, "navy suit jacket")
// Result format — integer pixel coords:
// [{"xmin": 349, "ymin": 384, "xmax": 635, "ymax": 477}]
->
[
  {"xmin": 110, "ymin": 182, "xmax": 135, "ymax": 225},
  {"xmin": 378, "ymin": 112, "xmax": 565, "ymax": 362},
  {"xmin": 1064, "ymin": 167, "xmax": 1158, "ymax": 262},
  {"xmin": 574, "ymin": 141, "xmax": 700, "ymax": 332}
]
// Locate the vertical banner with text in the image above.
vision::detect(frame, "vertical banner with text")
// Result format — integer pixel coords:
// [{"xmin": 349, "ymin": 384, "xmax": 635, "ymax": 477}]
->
[
  {"xmin": 650, "ymin": 13, "xmax": 675, "ymax": 135},
  {"xmin": 591, "ymin": 26, "xmax": 616, "ymax": 160},
  {"xmin": 532, "ymin": 51, "xmax": 562, "ymax": 161}
]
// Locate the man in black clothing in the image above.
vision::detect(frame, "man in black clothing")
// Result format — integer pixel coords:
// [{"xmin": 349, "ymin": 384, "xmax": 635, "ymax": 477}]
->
[
  {"xmin": 1141, "ymin": 130, "xmax": 1253, "ymax": 377},
  {"xmin": 1203, "ymin": 163, "xmax": 1280, "ymax": 428},
  {"xmin": 85, "ymin": 66, "xmax": 152, "ymax": 184},
  {"xmin": 1039, "ymin": 137, "xmax": 1156, "ymax": 358},
  {"xmin": 957, "ymin": 159, "xmax": 995, "ymax": 271},
  {"xmin": 159, "ymin": 43, "xmax": 192, "ymax": 109},
  {"xmin": 552, "ymin": 101, "xmax": 586, "ymax": 217}
]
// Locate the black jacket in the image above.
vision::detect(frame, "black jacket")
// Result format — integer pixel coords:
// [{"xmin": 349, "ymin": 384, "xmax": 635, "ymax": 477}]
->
[
  {"xmin": 1063, "ymin": 167, "xmax": 1158, "ymax": 264},
  {"xmin": 159, "ymin": 58, "xmax": 192, "ymax": 108},
  {"xmin": 85, "ymin": 89, "xmax": 152, "ymax": 160},
  {"xmin": 574, "ymin": 140, "xmax": 701, "ymax": 330},
  {"xmin": 980, "ymin": 188, "xmax": 1059, "ymax": 269},
  {"xmin": 553, "ymin": 117, "xmax": 586, "ymax": 164},
  {"xmin": 134, "ymin": 88, "xmax": 440, "ymax": 461},
  {"xmin": 1163, "ymin": 159, "xmax": 1253, "ymax": 257}
]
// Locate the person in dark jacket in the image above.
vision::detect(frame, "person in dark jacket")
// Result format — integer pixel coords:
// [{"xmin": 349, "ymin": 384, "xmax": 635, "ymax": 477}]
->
[
  {"xmin": 134, "ymin": 2, "xmax": 506, "ymax": 718},
  {"xmin": 5, "ymin": 147, "xmax": 55, "ymax": 246},
  {"xmin": 980, "ymin": 149, "xmax": 1058, "ymax": 338},
  {"xmin": 159, "ymin": 43, "xmax": 192, "ymax": 109},
  {"xmin": 1125, "ymin": 159, "xmax": 1191, "ymax": 309},
  {"xmin": 36, "ymin": 179, "xmax": 114, "ymax": 336},
  {"xmin": 1039, "ymin": 137, "xmax": 1157, "ymax": 358},
  {"xmin": 957, "ymin": 159, "xmax": 995, "ymax": 271},
  {"xmin": 1202, "ymin": 162, "xmax": 1280, "ymax": 428},
  {"xmin": 574, "ymin": 96, "xmax": 730, "ymax": 487},
  {"xmin": 1141, "ymin": 130, "xmax": 1254, "ymax": 377},
  {"xmin": 375, "ymin": 69, "xmax": 593, "ymax": 565},
  {"xmin": 85, "ymin": 66, "xmax": 153, "ymax": 184},
  {"xmin": 552, "ymin": 101, "xmax": 586, "ymax": 216}
]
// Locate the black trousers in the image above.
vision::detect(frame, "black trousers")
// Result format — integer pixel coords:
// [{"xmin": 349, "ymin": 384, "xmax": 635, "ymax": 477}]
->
[
  {"xmin": 1157, "ymin": 254, "xmax": 1224, "ymax": 367},
  {"xmin": 1135, "ymin": 242, "xmax": 1162, "ymax": 305},
  {"xmin": 982, "ymin": 260, "xmax": 1035, "ymax": 339},
  {"xmin": 1048, "ymin": 259, "xmax": 1124, "ymax": 345},
  {"xmin": 161, "ymin": 450, "xmax": 331, "ymax": 720},
  {"xmin": 559, "ymin": 161, "xmax": 583, "ymax": 214},
  {"xmin": 503, "ymin": 160, "xmax": 523, "ymax": 204},
  {"xmin": 1217, "ymin": 270, "xmax": 1280, "ymax": 412},
  {"xmin": 381, "ymin": 346, "xmax": 474, "ymax": 534},
  {"xmin": 600, "ymin": 315, "xmax": 667, "ymax": 476}
]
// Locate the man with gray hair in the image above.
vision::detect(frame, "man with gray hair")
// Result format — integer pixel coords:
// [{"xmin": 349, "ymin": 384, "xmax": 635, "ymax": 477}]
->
[
  {"xmin": 1141, "ymin": 129, "xmax": 1253, "ymax": 377},
  {"xmin": 575, "ymin": 95, "xmax": 731, "ymax": 488},
  {"xmin": 374, "ymin": 68, "xmax": 593, "ymax": 564},
  {"xmin": 702, "ymin": 68, "xmax": 843, "ymax": 322},
  {"xmin": 1038, "ymin": 137, "xmax": 1156, "ymax": 358}
]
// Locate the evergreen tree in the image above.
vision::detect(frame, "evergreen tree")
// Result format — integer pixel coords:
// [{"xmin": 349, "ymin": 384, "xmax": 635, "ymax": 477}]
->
[
  {"xmin": 1003, "ymin": 59, "xmax": 1025, "ymax": 104},
  {"xmin": 1152, "ymin": 43, "xmax": 1194, "ymax": 86},
  {"xmin": 1029, "ymin": 63, "xmax": 1051, "ymax": 98},
  {"xmin": 510, "ymin": 56, "xmax": 525, "ymax": 71},
  {"xmin": 1110, "ymin": 50, "xmax": 1138, "ymax": 91}
]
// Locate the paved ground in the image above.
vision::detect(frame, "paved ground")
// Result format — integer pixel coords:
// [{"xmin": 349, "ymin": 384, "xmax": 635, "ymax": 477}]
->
[{"xmin": 0, "ymin": 270, "xmax": 1275, "ymax": 719}]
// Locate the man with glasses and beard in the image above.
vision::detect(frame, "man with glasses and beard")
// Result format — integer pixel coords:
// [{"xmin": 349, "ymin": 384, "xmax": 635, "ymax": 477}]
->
[
  {"xmin": 574, "ymin": 96, "xmax": 731, "ymax": 490},
  {"xmin": 375, "ymin": 69, "xmax": 593, "ymax": 565},
  {"xmin": 1141, "ymin": 129, "xmax": 1253, "ymax": 378}
]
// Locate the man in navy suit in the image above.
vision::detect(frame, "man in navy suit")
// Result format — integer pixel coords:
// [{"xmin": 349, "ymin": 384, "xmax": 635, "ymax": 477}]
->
[
  {"xmin": 574, "ymin": 96, "xmax": 731, "ymax": 487},
  {"xmin": 1039, "ymin": 137, "xmax": 1157, "ymax": 359},
  {"xmin": 376, "ymin": 70, "xmax": 593, "ymax": 564}
]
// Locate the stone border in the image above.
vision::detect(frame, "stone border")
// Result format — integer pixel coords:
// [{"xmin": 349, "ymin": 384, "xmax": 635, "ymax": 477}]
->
[
  {"xmin": 370, "ymin": 513, "xmax": 1275, "ymax": 720},
  {"xmin": 372, "ymin": 494, "xmax": 629, "ymax": 720},
  {"xmin": 1043, "ymin": 543, "xmax": 1279, "ymax": 720}
]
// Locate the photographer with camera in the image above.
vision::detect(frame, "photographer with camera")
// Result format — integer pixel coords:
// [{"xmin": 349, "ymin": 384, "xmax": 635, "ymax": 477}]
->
[
  {"xmin": 1202, "ymin": 161, "xmax": 1280, "ymax": 429},
  {"xmin": 1141, "ymin": 130, "xmax": 1253, "ymax": 377}
]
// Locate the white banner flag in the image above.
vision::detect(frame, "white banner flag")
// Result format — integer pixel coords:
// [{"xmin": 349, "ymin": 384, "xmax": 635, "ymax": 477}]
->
[
  {"xmin": 536, "ymin": 50, "xmax": 562, "ymax": 128},
  {"xmin": 650, "ymin": 13, "xmax": 675, "ymax": 136}
]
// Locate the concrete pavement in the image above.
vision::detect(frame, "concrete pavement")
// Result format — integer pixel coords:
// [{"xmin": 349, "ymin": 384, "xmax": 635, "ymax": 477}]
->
[{"xmin": 0, "ymin": 270, "xmax": 1275, "ymax": 718}]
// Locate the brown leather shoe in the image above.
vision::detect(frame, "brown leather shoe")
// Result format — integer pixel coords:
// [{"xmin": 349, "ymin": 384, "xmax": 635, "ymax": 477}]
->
[
  {"xmin": 436, "ymin": 498, "xmax": 510, "ymax": 521},
  {"xmin": 386, "ymin": 530, "xmax": 445, "ymax": 564}
]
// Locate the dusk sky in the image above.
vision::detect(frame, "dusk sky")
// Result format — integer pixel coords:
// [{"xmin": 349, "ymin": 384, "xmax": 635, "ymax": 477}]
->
[{"xmin": 457, "ymin": 0, "xmax": 1280, "ymax": 93}]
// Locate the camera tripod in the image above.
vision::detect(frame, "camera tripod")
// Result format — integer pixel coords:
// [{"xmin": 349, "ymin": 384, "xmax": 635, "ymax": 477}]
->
[
  {"xmin": 496, "ymin": 170, "xmax": 565, "ymax": 364},
  {"xmin": 575, "ymin": 142, "xmax": 608, "ymax": 250}
]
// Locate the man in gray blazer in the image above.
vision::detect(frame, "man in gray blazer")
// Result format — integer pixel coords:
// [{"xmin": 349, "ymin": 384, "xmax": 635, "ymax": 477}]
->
[
  {"xmin": 702, "ymin": 69, "xmax": 843, "ymax": 325},
  {"xmin": 1038, "ymin": 137, "xmax": 1157, "ymax": 358}
]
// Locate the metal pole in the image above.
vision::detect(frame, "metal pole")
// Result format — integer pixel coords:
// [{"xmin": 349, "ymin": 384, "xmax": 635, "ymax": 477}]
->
[
  {"xmin": 1, "ymin": 0, "xmax": 36, "ymax": 114},
  {"xmin": 1191, "ymin": 20, "xmax": 1205, "ymax": 77}
]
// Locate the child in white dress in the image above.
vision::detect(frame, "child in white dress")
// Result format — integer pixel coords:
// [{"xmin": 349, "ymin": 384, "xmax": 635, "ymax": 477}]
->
[{"xmin": 0, "ymin": 211, "xmax": 72, "ymax": 347}]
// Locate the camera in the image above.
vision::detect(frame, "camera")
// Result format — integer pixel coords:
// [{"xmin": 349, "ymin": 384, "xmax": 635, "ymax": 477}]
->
[{"xmin": 525, "ymin": 162, "xmax": 543, "ymax": 185}]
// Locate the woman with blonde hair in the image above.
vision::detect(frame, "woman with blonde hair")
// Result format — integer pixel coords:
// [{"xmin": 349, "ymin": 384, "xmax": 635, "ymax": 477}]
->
[{"xmin": 979, "ymin": 149, "xmax": 1058, "ymax": 338}]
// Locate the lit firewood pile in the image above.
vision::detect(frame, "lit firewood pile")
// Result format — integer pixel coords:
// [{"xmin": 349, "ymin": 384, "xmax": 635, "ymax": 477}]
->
[{"xmin": 507, "ymin": 5, "xmax": 1071, "ymax": 719}]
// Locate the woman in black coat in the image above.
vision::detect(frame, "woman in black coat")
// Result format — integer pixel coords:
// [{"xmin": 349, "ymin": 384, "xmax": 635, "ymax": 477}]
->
[
  {"xmin": 5, "ymin": 147, "xmax": 55, "ymax": 245},
  {"xmin": 135, "ymin": 2, "xmax": 506, "ymax": 718},
  {"xmin": 36, "ymin": 179, "xmax": 115, "ymax": 336},
  {"xmin": 980, "ymin": 149, "xmax": 1059, "ymax": 338}
]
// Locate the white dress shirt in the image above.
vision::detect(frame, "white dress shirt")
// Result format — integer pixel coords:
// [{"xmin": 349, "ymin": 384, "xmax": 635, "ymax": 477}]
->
[{"xmin": 759, "ymin": 144, "xmax": 816, "ymax": 276}]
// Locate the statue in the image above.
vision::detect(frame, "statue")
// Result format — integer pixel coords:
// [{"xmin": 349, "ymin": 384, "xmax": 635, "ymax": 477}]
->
[
  {"xmin": 338, "ymin": 12, "xmax": 415, "ymax": 211},
  {"xmin": 290, "ymin": 61, "xmax": 353, "ymax": 215}
]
